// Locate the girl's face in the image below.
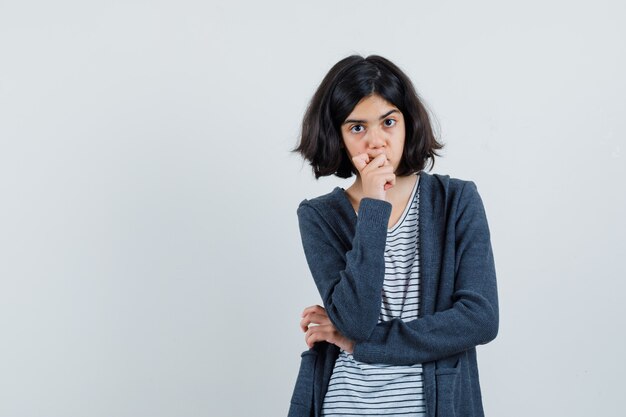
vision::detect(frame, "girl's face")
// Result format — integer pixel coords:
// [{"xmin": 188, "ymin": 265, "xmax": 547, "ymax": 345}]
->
[{"xmin": 340, "ymin": 94, "xmax": 406, "ymax": 175}]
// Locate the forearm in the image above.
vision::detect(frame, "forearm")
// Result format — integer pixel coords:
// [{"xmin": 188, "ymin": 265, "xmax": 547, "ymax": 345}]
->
[
  {"xmin": 353, "ymin": 181, "xmax": 499, "ymax": 365},
  {"xmin": 352, "ymin": 289, "xmax": 498, "ymax": 365},
  {"xmin": 297, "ymin": 197, "xmax": 392, "ymax": 342}
]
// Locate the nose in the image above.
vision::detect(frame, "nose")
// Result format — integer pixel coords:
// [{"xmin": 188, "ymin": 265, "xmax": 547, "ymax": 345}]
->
[{"xmin": 366, "ymin": 126, "xmax": 387, "ymax": 150}]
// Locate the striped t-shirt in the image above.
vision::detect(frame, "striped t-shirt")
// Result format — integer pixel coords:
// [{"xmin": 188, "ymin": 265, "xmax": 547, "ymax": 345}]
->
[{"xmin": 321, "ymin": 172, "xmax": 425, "ymax": 416}]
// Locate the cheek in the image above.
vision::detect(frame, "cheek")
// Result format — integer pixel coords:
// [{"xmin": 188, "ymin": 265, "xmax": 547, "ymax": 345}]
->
[{"xmin": 343, "ymin": 140, "xmax": 359, "ymax": 154}]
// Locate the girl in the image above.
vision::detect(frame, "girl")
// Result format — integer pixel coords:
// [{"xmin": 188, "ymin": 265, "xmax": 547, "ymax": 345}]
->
[{"xmin": 289, "ymin": 55, "xmax": 498, "ymax": 417}]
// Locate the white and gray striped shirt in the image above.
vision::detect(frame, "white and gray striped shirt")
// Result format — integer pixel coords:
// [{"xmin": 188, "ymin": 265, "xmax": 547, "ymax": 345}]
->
[{"xmin": 321, "ymin": 172, "xmax": 425, "ymax": 416}]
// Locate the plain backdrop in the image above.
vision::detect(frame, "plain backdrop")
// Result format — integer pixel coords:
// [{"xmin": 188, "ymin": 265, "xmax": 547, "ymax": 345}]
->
[{"xmin": 1, "ymin": 1, "xmax": 624, "ymax": 416}]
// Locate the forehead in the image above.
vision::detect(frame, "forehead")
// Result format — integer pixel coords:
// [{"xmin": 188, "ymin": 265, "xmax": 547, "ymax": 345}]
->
[
  {"xmin": 342, "ymin": 95, "xmax": 402, "ymax": 125},
  {"xmin": 348, "ymin": 94, "xmax": 399, "ymax": 115}
]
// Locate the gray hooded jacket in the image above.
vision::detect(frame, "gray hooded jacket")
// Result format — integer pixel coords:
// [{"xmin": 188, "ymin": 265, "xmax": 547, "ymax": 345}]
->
[{"xmin": 288, "ymin": 171, "xmax": 499, "ymax": 417}]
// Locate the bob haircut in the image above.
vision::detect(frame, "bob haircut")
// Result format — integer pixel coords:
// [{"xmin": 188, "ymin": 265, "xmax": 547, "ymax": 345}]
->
[{"xmin": 292, "ymin": 54, "xmax": 444, "ymax": 179}]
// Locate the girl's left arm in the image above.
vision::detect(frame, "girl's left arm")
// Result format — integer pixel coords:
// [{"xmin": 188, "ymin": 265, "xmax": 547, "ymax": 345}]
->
[{"xmin": 351, "ymin": 181, "xmax": 499, "ymax": 365}]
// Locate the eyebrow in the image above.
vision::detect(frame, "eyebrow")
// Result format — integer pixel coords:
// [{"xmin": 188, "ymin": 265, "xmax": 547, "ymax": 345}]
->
[{"xmin": 342, "ymin": 109, "xmax": 400, "ymax": 125}]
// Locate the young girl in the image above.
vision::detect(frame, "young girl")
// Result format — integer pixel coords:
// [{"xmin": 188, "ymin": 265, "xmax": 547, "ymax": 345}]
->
[{"xmin": 288, "ymin": 55, "xmax": 498, "ymax": 417}]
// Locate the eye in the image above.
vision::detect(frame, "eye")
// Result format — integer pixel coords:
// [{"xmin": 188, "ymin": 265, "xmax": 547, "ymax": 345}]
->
[
  {"xmin": 384, "ymin": 119, "xmax": 397, "ymax": 127},
  {"xmin": 350, "ymin": 124, "xmax": 364, "ymax": 134}
]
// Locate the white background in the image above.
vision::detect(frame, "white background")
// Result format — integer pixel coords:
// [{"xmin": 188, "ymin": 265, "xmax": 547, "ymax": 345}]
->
[{"xmin": 1, "ymin": 1, "xmax": 624, "ymax": 416}]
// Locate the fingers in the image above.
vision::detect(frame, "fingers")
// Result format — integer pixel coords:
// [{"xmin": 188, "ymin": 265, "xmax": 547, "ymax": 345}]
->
[
  {"xmin": 367, "ymin": 148, "xmax": 387, "ymax": 161},
  {"xmin": 384, "ymin": 167, "xmax": 396, "ymax": 190},
  {"xmin": 301, "ymin": 304, "xmax": 326, "ymax": 317},
  {"xmin": 304, "ymin": 324, "xmax": 336, "ymax": 349},
  {"xmin": 300, "ymin": 311, "xmax": 331, "ymax": 332},
  {"xmin": 301, "ymin": 316, "xmax": 355, "ymax": 352},
  {"xmin": 356, "ymin": 153, "xmax": 394, "ymax": 200},
  {"xmin": 353, "ymin": 152, "xmax": 387, "ymax": 174},
  {"xmin": 301, "ymin": 306, "xmax": 336, "ymax": 348},
  {"xmin": 369, "ymin": 152, "xmax": 388, "ymax": 167},
  {"xmin": 352, "ymin": 153, "xmax": 369, "ymax": 172},
  {"xmin": 300, "ymin": 305, "xmax": 330, "ymax": 333}
]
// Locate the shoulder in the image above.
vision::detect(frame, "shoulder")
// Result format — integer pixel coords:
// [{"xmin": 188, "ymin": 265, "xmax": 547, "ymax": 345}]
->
[
  {"xmin": 295, "ymin": 187, "xmax": 352, "ymax": 243},
  {"xmin": 296, "ymin": 187, "xmax": 343, "ymax": 217},
  {"xmin": 298, "ymin": 187, "xmax": 338, "ymax": 207},
  {"xmin": 419, "ymin": 171, "xmax": 487, "ymax": 225},
  {"xmin": 420, "ymin": 170, "xmax": 479, "ymax": 201}
]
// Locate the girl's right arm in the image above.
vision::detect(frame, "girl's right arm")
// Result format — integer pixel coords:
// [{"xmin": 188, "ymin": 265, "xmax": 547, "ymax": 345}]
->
[
  {"xmin": 296, "ymin": 150, "xmax": 395, "ymax": 342},
  {"xmin": 296, "ymin": 197, "xmax": 391, "ymax": 342}
]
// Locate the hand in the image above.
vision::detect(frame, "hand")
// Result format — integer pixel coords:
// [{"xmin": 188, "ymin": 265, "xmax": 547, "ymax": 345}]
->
[
  {"xmin": 351, "ymin": 150, "xmax": 396, "ymax": 201},
  {"xmin": 300, "ymin": 304, "xmax": 355, "ymax": 353}
]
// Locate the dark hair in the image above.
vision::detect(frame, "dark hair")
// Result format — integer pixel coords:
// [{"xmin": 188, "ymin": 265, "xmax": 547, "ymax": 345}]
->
[{"xmin": 291, "ymin": 54, "xmax": 444, "ymax": 179}]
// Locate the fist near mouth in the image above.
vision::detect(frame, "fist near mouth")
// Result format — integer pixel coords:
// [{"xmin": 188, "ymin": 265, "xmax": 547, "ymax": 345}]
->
[
  {"xmin": 366, "ymin": 149, "xmax": 388, "ymax": 163},
  {"xmin": 352, "ymin": 151, "xmax": 396, "ymax": 200},
  {"xmin": 367, "ymin": 152, "xmax": 393, "ymax": 190}
]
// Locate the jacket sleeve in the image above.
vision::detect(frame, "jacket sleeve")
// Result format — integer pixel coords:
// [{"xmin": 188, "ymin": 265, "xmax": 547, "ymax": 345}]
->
[
  {"xmin": 351, "ymin": 181, "xmax": 499, "ymax": 365},
  {"xmin": 296, "ymin": 197, "xmax": 392, "ymax": 343}
]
